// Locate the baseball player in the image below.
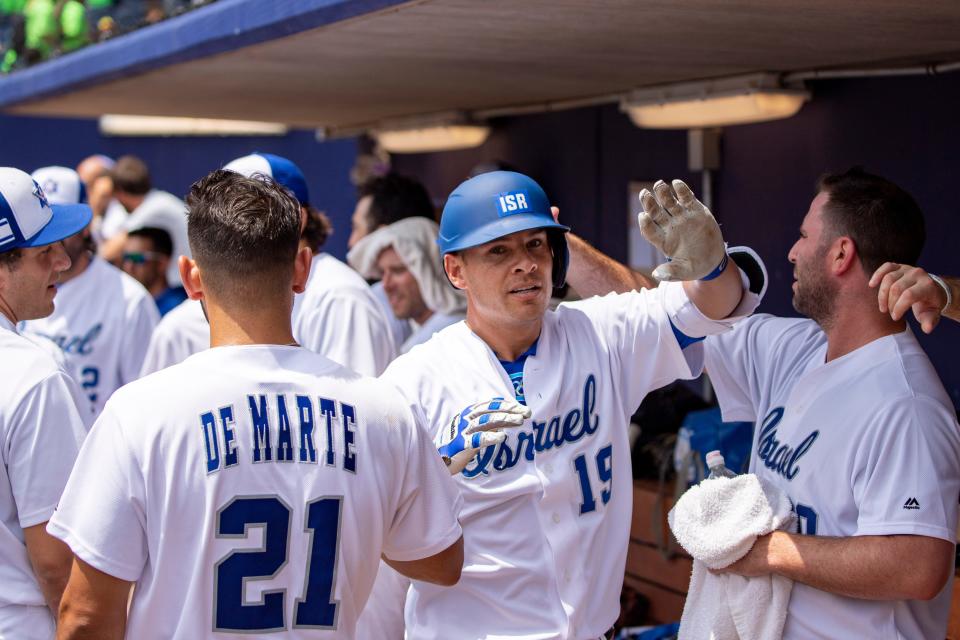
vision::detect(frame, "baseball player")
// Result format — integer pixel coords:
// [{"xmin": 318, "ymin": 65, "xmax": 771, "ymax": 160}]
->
[
  {"xmin": 225, "ymin": 152, "xmax": 397, "ymax": 376},
  {"xmin": 348, "ymin": 216, "xmax": 466, "ymax": 353},
  {"xmin": 702, "ymin": 168, "xmax": 960, "ymax": 639},
  {"xmin": 0, "ymin": 167, "xmax": 90, "ymax": 639},
  {"xmin": 379, "ymin": 171, "xmax": 765, "ymax": 639},
  {"xmin": 48, "ymin": 169, "xmax": 465, "ymax": 639},
  {"xmin": 97, "ymin": 155, "xmax": 190, "ymax": 286},
  {"xmin": 870, "ymin": 262, "xmax": 960, "ymax": 330},
  {"xmin": 349, "ymin": 173, "xmax": 439, "ymax": 349},
  {"xmin": 21, "ymin": 166, "xmax": 160, "ymax": 418},
  {"xmin": 138, "ymin": 297, "xmax": 208, "ymax": 376}
]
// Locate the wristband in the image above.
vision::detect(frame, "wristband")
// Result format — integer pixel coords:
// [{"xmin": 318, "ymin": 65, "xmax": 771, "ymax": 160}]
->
[
  {"xmin": 700, "ymin": 252, "xmax": 729, "ymax": 281},
  {"xmin": 929, "ymin": 274, "xmax": 953, "ymax": 313}
]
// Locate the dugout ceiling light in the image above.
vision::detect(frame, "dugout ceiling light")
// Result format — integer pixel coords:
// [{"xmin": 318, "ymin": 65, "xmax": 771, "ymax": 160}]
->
[
  {"xmin": 99, "ymin": 115, "xmax": 289, "ymax": 137},
  {"xmin": 372, "ymin": 112, "xmax": 491, "ymax": 154},
  {"xmin": 621, "ymin": 73, "xmax": 810, "ymax": 129}
]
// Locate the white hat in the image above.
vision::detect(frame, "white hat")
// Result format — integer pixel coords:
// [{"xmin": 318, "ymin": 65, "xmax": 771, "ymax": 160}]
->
[
  {"xmin": 0, "ymin": 167, "xmax": 92, "ymax": 253},
  {"xmin": 224, "ymin": 152, "xmax": 310, "ymax": 205},
  {"xmin": 31, "ymin": 166, "xmax": 87, "ymax": 205}
]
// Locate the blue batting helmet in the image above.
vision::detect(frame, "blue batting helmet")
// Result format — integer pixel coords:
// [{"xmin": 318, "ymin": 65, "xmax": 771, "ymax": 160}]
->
[{"xmin": 438, "ymin": 171, "xmax": 570, "ymax": 287}]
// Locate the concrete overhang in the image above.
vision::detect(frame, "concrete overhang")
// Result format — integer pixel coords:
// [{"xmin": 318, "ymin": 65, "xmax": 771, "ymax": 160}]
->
[{"xmin": 1, "ymin": 0, "xmax": 959, "ymax": 129}]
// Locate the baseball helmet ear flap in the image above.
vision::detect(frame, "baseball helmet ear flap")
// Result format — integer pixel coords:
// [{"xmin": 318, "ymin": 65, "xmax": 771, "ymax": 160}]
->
[{"xmin": 547, "ymin": 228, "xmax": 569, "ymax": 289}]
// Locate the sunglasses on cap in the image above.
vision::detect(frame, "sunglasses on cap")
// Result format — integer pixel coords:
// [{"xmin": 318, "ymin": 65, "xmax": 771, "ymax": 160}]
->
[{"xmin": 121, "ymin": 251, "xmax": 164, "ymax": 265}]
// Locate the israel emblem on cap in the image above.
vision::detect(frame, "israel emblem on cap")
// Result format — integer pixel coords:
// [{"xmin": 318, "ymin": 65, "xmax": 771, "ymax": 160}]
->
[{"xmin": 32, "ymin": 180, "xmax": 49, "ymax": 209}]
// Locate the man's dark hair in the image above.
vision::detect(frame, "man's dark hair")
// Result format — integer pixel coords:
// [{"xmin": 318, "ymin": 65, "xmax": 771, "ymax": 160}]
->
[
  {"xmin": 817, "ymin": 167, "xmax": 926, "ymax": 275},
  {"xmin": 186, "ymin": 170, "xmax": 301, "ymax": 300},
  {"xmin": 302, "ymin": 205, "xmax": 333, "ymax": 253},
  {"xmin": 0, "ymin": 249, "xmax": 22, "ymax": 270},
  {"xmin": 111, "ymin": 155, "xmax": 152, "ymax": 196},
  {"xmin": 128, "ymin": 227, "xmax": 173, "ymax": 257},
  {"xmin": 357, "ymin": 173, "xmax": 434, "ymax": 229}
]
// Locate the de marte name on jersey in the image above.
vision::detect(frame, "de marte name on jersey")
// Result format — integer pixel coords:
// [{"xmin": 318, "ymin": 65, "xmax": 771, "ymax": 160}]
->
[{"xmin": 201, "ymin": 393, "xmax": 358, "ymax": 475}]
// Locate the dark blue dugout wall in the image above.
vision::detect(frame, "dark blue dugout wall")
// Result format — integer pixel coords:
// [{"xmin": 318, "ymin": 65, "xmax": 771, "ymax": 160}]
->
[
  {"xmin": 0, "ymin": 116, "xmax": 359, "ymax": 259},
  {"xmin": 393, "ymin": 73, "xmax": 960, "ymax": 410}
]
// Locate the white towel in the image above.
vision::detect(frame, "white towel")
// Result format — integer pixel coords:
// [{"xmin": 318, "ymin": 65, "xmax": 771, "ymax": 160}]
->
[
  {"xmin": 668, "ymin": 474, "xmax": 795, "ymax": 640},
  {"xmin": 347, "ymin": 217, "xmax": 466, "ymax": 316}
]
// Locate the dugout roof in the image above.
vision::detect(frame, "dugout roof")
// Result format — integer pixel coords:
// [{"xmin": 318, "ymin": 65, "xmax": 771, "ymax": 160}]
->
[{"xmin": 0, "ymin": 0, "xmax": 958, "ymax": 130}]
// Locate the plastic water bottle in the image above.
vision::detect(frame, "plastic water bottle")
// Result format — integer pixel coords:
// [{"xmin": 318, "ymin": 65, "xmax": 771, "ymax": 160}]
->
[{"xmin": 706, "ymin": 450, "xmax": 737, "ymax": 479}]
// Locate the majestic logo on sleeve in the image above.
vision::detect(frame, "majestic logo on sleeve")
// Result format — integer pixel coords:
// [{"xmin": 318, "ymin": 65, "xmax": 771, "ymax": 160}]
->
[
  {"xmin": 756, "ymin": 407, "xmax": 818, "ymax": 481},
  {"xmin": 463, "ymin": 374, "xmax": 599, "ymax": 478},
  {"xmin": 903, "ymin": 497, "xmax": 920, "ymax": 510}
]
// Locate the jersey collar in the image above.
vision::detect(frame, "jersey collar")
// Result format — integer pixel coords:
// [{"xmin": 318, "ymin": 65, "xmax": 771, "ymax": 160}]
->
[{"xmin": 0, "ymin": 312, "xmax": 15, "ymax": 334}]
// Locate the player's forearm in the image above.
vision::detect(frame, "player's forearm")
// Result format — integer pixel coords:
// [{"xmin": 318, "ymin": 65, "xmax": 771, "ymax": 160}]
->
[
  {"xmin": 681, "ymin": 258, "xmax": 743, "ymax": 320},
  {"xmin": 57, "ymin": 609, "xmax": 125, "ymax": 640},
  {"xmin": 564, "ymin": 233, "xmax": 654, "ymax": 298},
  {"xmin": 23, "ymin": 524, "xmax": 73, "ymax": 615},
  {"xmin": 766, "ymin": 531, "xmax": 952, "ymax": 601},
  {"xmin": 56, "ymin": 560, "xmax": 130, "ymax": 640},
  {"xmin": 383, "ymin": 535, "xmax": 464, "ymax": 586},
  {"xmin": 942, "ymin": 275, "xmax": 960, "ymax": 322}
]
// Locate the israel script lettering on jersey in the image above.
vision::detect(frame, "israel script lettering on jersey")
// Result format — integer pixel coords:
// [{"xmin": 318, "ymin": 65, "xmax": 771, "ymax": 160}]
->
[
  {"xmin": 202, "ymin": 394, "xmax": 358, "ymax": 474},
  {"xmin": 31, "ymin": 322, "xmax": 102, "ymax": 355},
  {"xmin": 756, "ymin": 406, "xmax": 818, "ymax": 480},
  {"xmin": 463, "ymin": 374, "xmax": 598, "ymax": 478}
]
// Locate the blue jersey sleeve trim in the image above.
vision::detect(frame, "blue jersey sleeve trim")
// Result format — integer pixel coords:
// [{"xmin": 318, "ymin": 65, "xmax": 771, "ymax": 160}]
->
[{"xmin": 669, "ymin": 318, "xmax": 705, "ymax": 350}]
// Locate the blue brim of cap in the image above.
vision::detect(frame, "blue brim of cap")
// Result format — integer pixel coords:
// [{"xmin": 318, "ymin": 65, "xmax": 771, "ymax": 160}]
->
[
  {"xmin": 20, "ymin": 203, "xmax": 93, "ymax": 248},
  {"xmin": 441, "ymin": 212, "xmax": 570, "ymax": 254}
]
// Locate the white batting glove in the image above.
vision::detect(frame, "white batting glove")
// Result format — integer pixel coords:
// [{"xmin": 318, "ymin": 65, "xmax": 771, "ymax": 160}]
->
[
  {"xmin": 436, "ymin": 398, "xmax": 532, "ymax": 475},
  {"xmin": 638, "ymin": 179, "xmax": 726, "ymax": 281}
]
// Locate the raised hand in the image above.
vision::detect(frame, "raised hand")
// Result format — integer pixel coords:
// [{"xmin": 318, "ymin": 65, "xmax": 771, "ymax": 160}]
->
[{"xmin": 638, "ymin": 179, "xmax": 726, "ymax": 281}]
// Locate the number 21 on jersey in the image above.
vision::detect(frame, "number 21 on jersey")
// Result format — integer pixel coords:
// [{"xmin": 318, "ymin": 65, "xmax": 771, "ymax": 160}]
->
[{"xmin": 214, "ymin": 495, "xmax": 342, "ymax": 632}]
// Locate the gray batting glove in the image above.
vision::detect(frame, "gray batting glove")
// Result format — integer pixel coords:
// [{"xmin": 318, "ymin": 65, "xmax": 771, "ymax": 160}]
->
[
  {"xmin": 436, "ymin": 398, "xmax": 532, "ymax": 475},
  {"xmin": 638, "ymin": 179, "xmax": 726, "ymax": 281}
]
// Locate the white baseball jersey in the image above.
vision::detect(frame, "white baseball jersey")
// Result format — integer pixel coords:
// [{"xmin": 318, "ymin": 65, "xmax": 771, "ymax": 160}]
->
[
  {"xmin": 293, "ymin": 253, "xmax": 396, "ymax": 376},
  {"xmin": 139, "ymin": 298, "xmax": 209, "ymax": 376},
  {"xmin": 705, "ymin": 315, "xmax": 960, "ymax": 640},
  {"xmin": 381, "ymin": 280, "xmax": 759, "ymax": 639},
  {"xmin": 0, "ymin": 315, "xmax": 86, "ymax": 637},
  {"xmin": 356, "ymin": 306, "xmax": 461, "ymax": 640},
  {"xmin": 22, "ymin": 331, "xmax": 95, "ymax": 427},
  {"xmin": 355, "ymin": 563, "xmax": 410, "ymax": 640},
  {"xmin": 21, "ymin": 257, "xmax": 160, "ymax": 417},
  {"xmin": 121, "ymin": 189, "xmax": 190, "ymax": 286},
  {"xmin": 48, "ymin": 345, "xmax": 463, "ymax": 639},
  {"xmin": 401, "ymin": 311, "xmax": 464, "ymax": 354}
]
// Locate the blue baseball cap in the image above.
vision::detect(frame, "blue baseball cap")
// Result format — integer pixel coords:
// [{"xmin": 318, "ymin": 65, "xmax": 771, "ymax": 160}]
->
[
  {"xmin": 438, "ymin": 171, "xmax": 570, "ymax": 288},
  {"xmin": 0, "ymin": 167, "xmax": 92, "ymax": 253},
  {"xmin": 438, "ymin": 170, "xmax": 568, "ymax": 254},
  {"xmin": 223, "ymin": 152, "xmax": 310, "ymax": 206},
  {"xmin": 31, "ymin": 166, "xmax": 88, "ymax": 205}
]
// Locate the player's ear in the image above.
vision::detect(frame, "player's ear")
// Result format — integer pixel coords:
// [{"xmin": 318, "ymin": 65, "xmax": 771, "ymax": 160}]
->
[
  {"xmin": 443, "ymin": 253, "xmax": 468, "ymax": 290},
  {"xmin": 832, "ymin": 236, "xmax": 858, "ymax": 276},
  {"xmin": 292, "ymin": 246, "xmax": 312, "ymax": 294},
  {"xmin": 180, "ymin": 256, "xmax": 204, "ymax": 300}
]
